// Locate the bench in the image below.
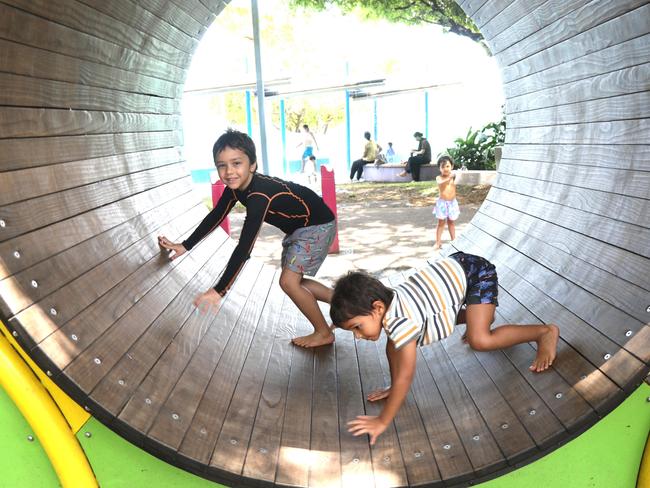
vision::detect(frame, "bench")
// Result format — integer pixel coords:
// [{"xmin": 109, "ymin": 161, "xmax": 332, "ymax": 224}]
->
[{"xmin": 362, "ymin": 163, "xmax": 439, "ymax": 182}]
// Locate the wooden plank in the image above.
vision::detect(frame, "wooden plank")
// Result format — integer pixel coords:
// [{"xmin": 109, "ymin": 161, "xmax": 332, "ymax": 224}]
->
[
  {"xmin": 134, "ymin": 0, "xmax": 207, "ymax": 38},
  {"xmin": 31, "ymin": 201, "xmax": 208, "ymax": 362},
  {"xmin": 308, "ymin": 343, "xmax": 342, "ymax": 487},
  {"xmin": 172, "ymin": 264, "xmax": 276, "ymax": 469},
  {"xmin": 449, "ymin": 236, "xmax": 616, "ymax": 418},
  {"xmin": 274, "ymin": 317, "xmax": 315, "ymax": 487},
  {"xmin": 468, "ymin": 213, "xmax": 649, "ymax": 352},
  {"xmin": 62, "ymin": 226, "xmax": 233, "ymax": 393},
  {"xmin": 502, "ymin": 143, "xmax": 650, "ymax": 172},
  {"xmin": 478, "ymin": 200, "xmax": 649, "ymax": 292},
  {"xmin": 0, "ymin": 4, "xmax": 185, "ymax": 83},
  {"xmin": 507, "ymin": 92, "xmax": 650, "ymax": 129},
  {"xmin": 198, "ymin": 0, "xmax": 229, "ymax": 16},
  {"xmin": 87, "ymin": 243, "xmax": 237, "ymax": 417},
  {"xmin": 209, "ymin": 276, "xmax": 286, "ymax": 475},
  {"xmin": 493, "ymin": 173, "xmax": 650, "ymax": 230},
  {"xmin": 3, "ymin": 0, "xmax": 192, "ymax": 68},
  {"xmin": 441, "ymin": 337, "xmax": 536, "ymax": 464},
  {"xmin": 0, "ymin": 38, "xmax": 181, "ymax": 99},
  {"xmin": 420, "ymin": 342, "xmax": 506, "ymax": 476},
  {"xmin": 0, "ymin": 177, "xmax": 192, "ymax": 280},
  {"xmin": 456, "ymin": 226, "xmax": 648, "ymax": 388},
  {"xmin": 506, "ymin": 63, "xmax": 650, "ymax": 113},
  {"xmin": 333, "ymin": 329, "xmax": 375, "ymax": 488},
  {"xmin": 505, "ymin": 119, "xmax": 650, "ymax": 146},
  {"xmin": 75, "ymin": 0, "xmax": 198, "ymax": 53},
  {"xmin": 497, "ymin": 157, "xmax": 650, "ymax": 201},
  {"xmin": 241, "ymin": 303, "xmax": 299, "ymax": 484},
  {"xmin": 478, "ymin": 0, "xmax": 547, "ymax": 41},
  {"xmin": 504, "ymin": 34, "xmax": 650, "ymax": 99},
  {"xmin": 0, "ymin": 131, "xmax": 181, "ymax": 171},
  {"xmin": 0, "ymin": 190, "xmax": 200, "ymax": 320},
  {"xmin": 0, "ymin": 147, "xmax": 183, "ymax": 206},
  {"xmin": 470, "ymin": 0, "xmax": 511, "ymax": 29},
  {"xmin": 168, "ymin": 0, "xmax": 217, "ymax": 27},
  {"xmin": 0, "ymin": 73, "xmax": 178, "ymax": 114},
  {"xmin": 499, "ymin": 3, "xmax": 650, "ymax": 79},
  {"xmin": 460, "ymin": 0, "xmax": 490, "ymax": 18},
  {"xmin": 0, "ymin": 163, "xmax": 188, "ymax": 241}
]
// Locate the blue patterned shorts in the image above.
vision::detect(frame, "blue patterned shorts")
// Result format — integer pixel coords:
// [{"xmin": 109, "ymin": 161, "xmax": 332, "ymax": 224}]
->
[
  {"xmin": 449, "ymin": 252, "xmax": 499, "ymax": 306},
  {"xmin": 281, "ymin": 220, "xmax": 336, "ymax": 276}
]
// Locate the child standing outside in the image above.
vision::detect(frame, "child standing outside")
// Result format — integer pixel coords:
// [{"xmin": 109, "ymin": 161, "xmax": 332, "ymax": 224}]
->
[
  {"xmin": 434, "ymin": 155, "xmax": 459, "ymax": 250},
  {"xmin": 159, "ymin": 129, "xmax": 336, "ymax": 348},
  {"xmin": 297, "ymin": 124, "xmax": 319, "ymax": 174},
  {"xmin": 330, "ymin": 253, "xmax": 559, "ymax": 445}
]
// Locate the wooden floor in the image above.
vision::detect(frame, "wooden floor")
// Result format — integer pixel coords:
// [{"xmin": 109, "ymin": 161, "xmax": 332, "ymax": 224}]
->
[{"xmin": 0, "ymin": 0, "xmax": 649, "ymax": 486}]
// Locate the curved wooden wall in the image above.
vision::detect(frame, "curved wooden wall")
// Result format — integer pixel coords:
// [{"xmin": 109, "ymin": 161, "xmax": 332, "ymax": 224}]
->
[{"xmin": 0, "ymin": 1, "xmax": 648, "ymax": 487}]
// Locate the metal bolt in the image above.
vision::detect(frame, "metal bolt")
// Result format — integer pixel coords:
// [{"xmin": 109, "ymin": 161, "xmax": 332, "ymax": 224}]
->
[
  {"xmin": 11, "ymin": 330, "xmax": 17, "ymax": 337},
  {"xmin": 625, "ymin": 330, "xmax": 632, "ymax": 337},
  {"xmin": 260, "ymin": 448, "xmax": 268, "ymax": 454},
  {"xmin": 145, "ymin": 398, "xmax": 152, "ymax": 405},
  {"xmin": 383, "ymin": 456, "xmax": 390, "ymax": 463},
  {"xmin": 352, "ymin": 457, "xmax": 359, "ymax": 463},
  {"xmin": 71, "ymin": 334, "xmax": 78, "ymax": 341},
  {"xmin": 50, "ymin": 308, "xmax": 57, "ymax": 316},
  {"xmin": 646, "ymin": 305, "xmax": 650, "ymax": 313},
  {"xmin": 84, "ymin": 432, "xmax": 92, "ymax": 438},
  {"xmin": 529, "ymin": 409, "xmax": 536, "ymax": 416},
  {"xmin": 46, "ymin": 371, "xmax": 52, "ymax": 377},
  {"xmin": 13, "ymin": 251, "xmax": 20, "ymax": 259},
  {"xmin": 93, "ymin": 357, "xmax": 101, "ymax": 365},
  {"xmin": 501, "ymin": 423, "xmax": 509, "ymax": 430},
  {"xmin": 472, "ymin": 435, "xmax": 480, "ymax": 441},
  {"xmin": 27, "ymin": 435, "xmax": 34, "ymax": 442},
  {"xmin": 603, "ymin": 353, "xmax": 611, "ymax": 360},
  {"xmin": 31, "ymin": 280, "xmax": 38, "ymax": 288},
  {"xmin": 443, "ymin": 444, "xmax": 451, "ymax": 450},
  {"xmin": 230, "ymin": 439, "xmax": 237, "ymax": 445},
  {"xmin": 84, "ymin": 406, "xmax": 90, "ymax": 412},
  {"xmin": 0, "ymin": 219, "xmax": 6, "ymax": 228},
  {"xmin": 200, "ymin": 428, "xmax": 207, "ymax": 435},
  {"xmin": 414, "ymin": 451, "xmax": 422, "ymax": 458},
  {"xmin": 555, "ymin": 393, "xmax": 563, "ymax": 399},
  {"xmin": 580, "ymin": 375, "xmax": 587, "ymax": 380},
  {"xmin": 646, "ymin": 396, "xmax": 650, "ymax": 403},
  {"xmin": 118, "ymin": 379, "xmax": 125, "ymax": 386},
  {"xmin": 171, "ymin": 413, "xmax": 179, "ymax": 420}
]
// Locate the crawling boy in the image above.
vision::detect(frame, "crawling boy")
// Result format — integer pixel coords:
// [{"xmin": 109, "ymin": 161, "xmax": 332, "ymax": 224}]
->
[{"xmin": 330, "ymin": 252, "xmax": 559, "ymax": 444}]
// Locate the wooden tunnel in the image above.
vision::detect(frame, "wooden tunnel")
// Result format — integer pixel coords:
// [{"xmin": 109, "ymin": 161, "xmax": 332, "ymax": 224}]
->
[{"xmin": 0, "ymin": 0, "xmax": 648, "ymax": 486}]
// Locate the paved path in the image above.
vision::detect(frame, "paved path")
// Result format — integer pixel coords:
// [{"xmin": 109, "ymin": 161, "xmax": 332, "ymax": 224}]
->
[{"xmin": 229, "ymin": 201, "xmax": 480, "ymax": 283}]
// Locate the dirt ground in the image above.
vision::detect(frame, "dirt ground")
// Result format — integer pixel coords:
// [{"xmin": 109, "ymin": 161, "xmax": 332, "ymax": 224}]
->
[{"xmin": 227, "ymin": 182, "xmax": 489, "ymax": 284}]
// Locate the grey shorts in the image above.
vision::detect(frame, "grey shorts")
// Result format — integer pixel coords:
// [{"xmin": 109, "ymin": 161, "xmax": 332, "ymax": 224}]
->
[{"xmin": 281, "ymin": 220, "xmax": 336, "ymax": 276}]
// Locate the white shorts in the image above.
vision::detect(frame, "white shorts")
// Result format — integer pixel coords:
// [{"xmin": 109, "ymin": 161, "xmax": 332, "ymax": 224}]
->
[{"xmin": 434, "ymin": 198, "xmax": 460, "ymax": 221}]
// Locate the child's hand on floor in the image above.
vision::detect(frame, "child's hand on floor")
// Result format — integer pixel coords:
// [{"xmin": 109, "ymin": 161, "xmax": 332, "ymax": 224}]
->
[
  {"xmin": 347, "ymin": 415, "xmax": 389, "ymax": 445},
  {"xmin": 367, "ymin": 387, "xmax": 391, "ymax": 402},
  {"xmin": 158, "ymin": 235, "xmax": 187, "ymax": 260},
  {"xmin": 193, "ymin": 289, "xmax": 222, "ymax": 315}
]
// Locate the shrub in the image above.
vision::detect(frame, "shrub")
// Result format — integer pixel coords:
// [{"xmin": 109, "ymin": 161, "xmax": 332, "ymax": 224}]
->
[{"xmin": 446, "ymin": 115, "xmax": 505, "ymax": 170}]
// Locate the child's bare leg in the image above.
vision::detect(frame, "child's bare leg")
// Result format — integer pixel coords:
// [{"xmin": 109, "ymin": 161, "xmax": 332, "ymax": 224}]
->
[
  {"xmin": 464, "ymin": 303, "xmax": 559, "ymax": 372},
  {"xmin": 447, "ymin": 219, "xmax": 456, "ymax": 241},
  {"xmin": 280, "ymin": 268, "xmax": 334, "ymax": 347},
  {"xmin": 435, "ymin": 219, "xmax": 445, "ymax": 249},
  {"xmin": 301, "ymin": 277, "xmax": 333, "ymax": 303}
]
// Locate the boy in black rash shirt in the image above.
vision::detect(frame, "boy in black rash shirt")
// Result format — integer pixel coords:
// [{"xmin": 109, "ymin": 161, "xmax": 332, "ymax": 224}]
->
[{"xmin": 158, "ymin": 130, "xmax": 337, "ymax": 348}]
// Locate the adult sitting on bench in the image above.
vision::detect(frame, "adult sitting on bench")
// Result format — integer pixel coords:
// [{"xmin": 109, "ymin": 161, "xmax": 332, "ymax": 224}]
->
[
  {"xmin": 398, "ymin": 131, "xmax": 431, "ymax": 182},
  {"xmin": 350, "ymin": 131, "xmax": 378, "ymax": 182}
]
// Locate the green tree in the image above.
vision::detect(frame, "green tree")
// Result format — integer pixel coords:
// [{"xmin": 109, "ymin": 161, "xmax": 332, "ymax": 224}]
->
[{"xmin": 289, "ymin": 0, "xmax": 484, "ymax": 46}]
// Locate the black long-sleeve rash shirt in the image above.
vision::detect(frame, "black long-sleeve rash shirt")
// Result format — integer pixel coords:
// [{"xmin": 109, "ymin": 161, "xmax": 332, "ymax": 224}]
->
[{"xmin": 182, "ymin": 173, "xmax": 335, "ymax": 296}]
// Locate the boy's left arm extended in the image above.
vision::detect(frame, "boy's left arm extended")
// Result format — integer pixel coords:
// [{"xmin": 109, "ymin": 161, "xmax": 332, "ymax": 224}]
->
[{"xmin": 347, "ymin": 339, "xmax": 417, "ymax": 445}]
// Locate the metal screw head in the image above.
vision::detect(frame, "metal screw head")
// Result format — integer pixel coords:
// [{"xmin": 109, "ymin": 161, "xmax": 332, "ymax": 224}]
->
[
  {"xmin": 145, "ymin": 398, "xmax": 152, "ymax": 405},
  {"xmin": 27, "ymin": 435, "xmax": 34, "ymax": 442},
  {"xmin": 46, "ymin": 370, "xmax": 52, "ymax": 377},
  {"xmin": 383, "ymin": 456, "xmax": 390, "ymax": 463},
  {"xmin": 50, "ymin": 308, "xmax": 57, "ymax": 316},
  {"xmin": 555, "ymin": 392, "xmax": 563, "ymax": 399},
  {"xmin": 230, "ymin": 439, "xmax": 237, "ymax": 445},
  {"xmin": 443, "ymin": 444, "xmax": 451, "ymax": 450},
  {"xmin": 171, "ymin": 413, "xmax": 179, "ymax": 420},
  {"xmin": 580, "ymin": 375, "xmax": 587, "ymax": 380},
  {"xmin": 118, "ymin": 379, "xmax": 125, "ymax": 386},
  {"xmin": 501, "ymin": 423, "xmax": 509, "ymax": 430},
  {"xmin": 84, "ymin": 406, "xmax": 90, "ymax": 412},
  {"xmin": 259, "ymin": 447, "xmax": 268, "ymax": 454},
  {"xmin": 0, "ymin": 219, "xmax": 5, "ymax": 228},
  {"xmin": 30, "ymin": 280, "xmax": 38, "ymax": 288},
  {"xmin": 472, "ymin": 435, "xmax": 480, "ymax": 441},
  {"xmin": 93, "ymin": 357, "xmax": 101, "ymax": 365},
  {"xmin": 200, "ymin": 428, "xmax": 207, "ymax": 435},
  {"xmin": 352, "ymin": 457, "xmax": 359, "ymax": 463},
  {"xmin": 414, "ymin": 451, "xmax": 422, "ymax": 458},
  {"xmin": 71, "ymin": 334, "xmax": 78, "ymax": 341},
  {"xmin": 625, "ymin": 330, "xmax": 632, "ymax": 337},
  {"xmin": 646, "ymin": 396, "xmax": 650, "ymax": 403},
  {"xmin": 13, "ymin": 251, "xmax": 20, "ymax": 259},
  {"xmin": 603, "ymin": 353, "xmax": 611, "ymax": 360},
  {"xmin": 646, "ymin": 305, "xmax": 650, "ymax": 313},
  {"xmin": 11, "ymin": 330, "xmax": 17, "ymax": 337},
  {"xmin": 529, "ymin": 409, "xmax": 536, "ymax": 416},
  {"xmin": 84, "ymin": 432, "xmax": 92, "ymax": 438}
]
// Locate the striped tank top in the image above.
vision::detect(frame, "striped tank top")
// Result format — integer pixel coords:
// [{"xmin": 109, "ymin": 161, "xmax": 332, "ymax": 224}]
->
[{"xmin": 383, "ymin": 258, "xmax": 467, "ymax": 349}]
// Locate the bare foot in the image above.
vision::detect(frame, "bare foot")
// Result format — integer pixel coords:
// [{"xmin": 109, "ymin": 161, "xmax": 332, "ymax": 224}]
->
[
  {"xmin": 292, "ymin": 331, "xmax": 335, "ymax": 348},
  {"xmin": 433, "ymin": 243, "xmax": 441, "ymax": 251},
  {"xmin": 397, "ymin": 171, "xmax": 407, "ymax": 177},
  {"xmin": 530, "ymin": 324, "xmax": 559, "ymax": 372}
]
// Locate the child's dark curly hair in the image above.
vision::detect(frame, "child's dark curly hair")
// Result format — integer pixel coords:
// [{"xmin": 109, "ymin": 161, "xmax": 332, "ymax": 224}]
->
[
  {"xmin": 212, "ymin": 129, "xmax": 257, "ymax": 168},
  {"xmin": 437, "ymin": 154, "xmax": 454, "ymax": 168},
  {"xmin": 330, "ymin": 271, "xmax": 394, "ymax": 326}
]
